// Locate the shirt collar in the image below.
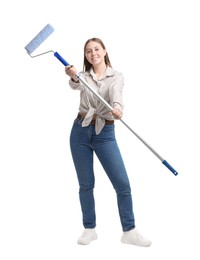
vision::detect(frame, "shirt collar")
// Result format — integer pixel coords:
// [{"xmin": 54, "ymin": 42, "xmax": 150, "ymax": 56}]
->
[{"xmin": 84, "ymin": 66, "xmax": 116, "ymax": 79}]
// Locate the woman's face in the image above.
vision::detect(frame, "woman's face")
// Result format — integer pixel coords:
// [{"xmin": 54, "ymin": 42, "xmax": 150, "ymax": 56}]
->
[{"xmin": 85, "ymin": 41, "xmax": 106, "ymax": 66}]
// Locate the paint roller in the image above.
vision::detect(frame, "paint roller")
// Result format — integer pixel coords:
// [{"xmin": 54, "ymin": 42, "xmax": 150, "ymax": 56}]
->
[{"xmin": 24, "ymin": 23, "xmax": 179, "ymax": 176}]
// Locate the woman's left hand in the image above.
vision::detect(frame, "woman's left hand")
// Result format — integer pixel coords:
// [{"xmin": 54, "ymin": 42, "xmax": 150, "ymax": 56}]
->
[{"xmin": 111, "ymin": 104, "xmax": 123, "ymax": 119}]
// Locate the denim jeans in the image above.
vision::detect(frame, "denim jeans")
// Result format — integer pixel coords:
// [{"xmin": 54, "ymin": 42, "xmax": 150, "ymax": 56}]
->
[{"xmin": 70, "ymin": 117, "xmax": 135, "ymax": 231}]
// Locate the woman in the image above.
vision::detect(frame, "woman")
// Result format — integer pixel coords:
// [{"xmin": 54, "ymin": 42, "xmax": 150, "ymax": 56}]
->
[{"xmin": 65, "ymin": 38, "xmax": 151, "ymax": 247}]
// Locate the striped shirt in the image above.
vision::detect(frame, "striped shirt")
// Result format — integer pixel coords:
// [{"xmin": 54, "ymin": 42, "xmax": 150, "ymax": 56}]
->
[{"xmin": 69, "ymin": 66, "xmax": 124, "ymax": 134}]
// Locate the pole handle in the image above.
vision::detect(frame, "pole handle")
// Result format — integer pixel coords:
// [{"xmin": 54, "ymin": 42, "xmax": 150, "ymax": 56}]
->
[
  {"xmin": 54, "ymin": 52, "xmax": 70, "ymax": 66},
  {"xmin": 162, "ymin": 160, "xmax": 178, "ymax": 176}
]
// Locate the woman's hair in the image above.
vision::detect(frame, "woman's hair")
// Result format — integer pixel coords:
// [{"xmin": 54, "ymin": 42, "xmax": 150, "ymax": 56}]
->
[{"xmin": 83, "ymin": 38, "xmax": 112, "ymax": 72}]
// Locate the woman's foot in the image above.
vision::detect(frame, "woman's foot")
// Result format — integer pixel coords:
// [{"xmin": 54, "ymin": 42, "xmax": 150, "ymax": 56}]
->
[
  {"xmin": 121, "ymin": 228, "xmax": 152, "ymax": 247},
  {"xmin": 77, "ymin": 228, "xmax": 97, "ymax": 245}
]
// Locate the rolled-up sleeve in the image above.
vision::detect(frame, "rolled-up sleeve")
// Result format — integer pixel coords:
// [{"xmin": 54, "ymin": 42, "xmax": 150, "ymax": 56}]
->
[
  {"xmin": 69, "ymin": 79, "xmax": 82, "ymax": 90},
  {"xmin": 68, "ymin": 72, "xmax": 86, "ymax": 90}
]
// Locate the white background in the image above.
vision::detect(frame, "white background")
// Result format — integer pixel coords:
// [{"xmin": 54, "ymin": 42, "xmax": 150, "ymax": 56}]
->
[{"xmin": 0, "ymin": 0, "xmax": 200, "ymax": 259}]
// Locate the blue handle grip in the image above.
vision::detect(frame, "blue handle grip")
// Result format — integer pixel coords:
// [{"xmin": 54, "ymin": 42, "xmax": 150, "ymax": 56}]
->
[
  {"xmin": 54, "ymin": 52, "xmax": 70, "ymax": 66},
  {"xmin": 162, "ymin": 160, "xmax": 178, "ymax": 176}
]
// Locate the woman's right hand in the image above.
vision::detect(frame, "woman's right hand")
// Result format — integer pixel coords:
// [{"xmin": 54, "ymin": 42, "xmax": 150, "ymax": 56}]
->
[{"xmin": 65, "ymin": 65, "xmax": 79, "ymax": 82}]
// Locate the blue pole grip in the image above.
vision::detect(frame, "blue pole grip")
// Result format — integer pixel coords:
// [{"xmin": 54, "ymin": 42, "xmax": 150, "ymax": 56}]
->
[
  {"xmin": 162, "ymin": 160, "xmax": 178, "ymax": 176},
  {"xmin": 54, "ymin": 52, "xmax": 70, "ymax": 66}
]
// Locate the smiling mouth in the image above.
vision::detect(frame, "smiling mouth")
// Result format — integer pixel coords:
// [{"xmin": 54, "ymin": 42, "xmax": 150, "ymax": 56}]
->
[{"xmin": 91, "ymin": 57, "xmax": 99, "ymax": 61}]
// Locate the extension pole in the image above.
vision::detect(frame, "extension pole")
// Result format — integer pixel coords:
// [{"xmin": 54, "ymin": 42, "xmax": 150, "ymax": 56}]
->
[{"xmin": 53, "ymin": 52, "xmax": 178, "ymax": 176}]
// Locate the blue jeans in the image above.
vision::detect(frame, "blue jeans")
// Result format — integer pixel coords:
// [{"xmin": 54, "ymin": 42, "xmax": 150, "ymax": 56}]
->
[{"xmin": 70, "ymin": 117, "xmax": 135, "ymax": 231}]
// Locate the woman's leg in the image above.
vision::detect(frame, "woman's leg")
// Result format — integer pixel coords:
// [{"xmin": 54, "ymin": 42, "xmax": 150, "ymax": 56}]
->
[
  {"xmin": 92, "ymin": 124, "xmax": 135, "ymax": 231},
  {"xmin": 70, "ymin": 119, "xmax": 96, "ymax": 228}
]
